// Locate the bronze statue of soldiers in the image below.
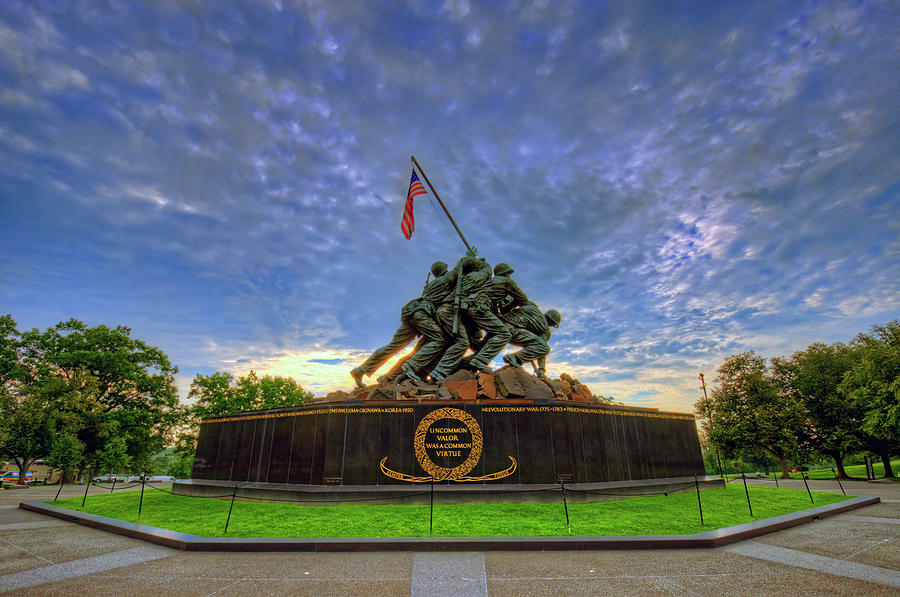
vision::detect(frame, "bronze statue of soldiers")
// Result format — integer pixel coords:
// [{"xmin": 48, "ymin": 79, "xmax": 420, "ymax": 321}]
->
[
  {"xmin": 428, "ymin": 256, "xmax": 492, "ymax": 381},
  {"xmin": 464, "ymin": 262, "xmax": 529, "ymax": 373},
  {"xmin": 501, "ymin": 303, "xmax": 561, "ymax": 377},
  {"xmin": 350, "ymin": 261, "xmax": 455, "ymax": 387}
]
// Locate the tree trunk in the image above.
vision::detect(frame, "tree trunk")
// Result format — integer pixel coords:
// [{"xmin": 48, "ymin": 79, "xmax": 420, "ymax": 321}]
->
[
  {"xmin": 833, "ymin": 453, "xmax": 850, "ymax": 479},
  {"xmin": 881, "ymin": 452, "xmax": 896, "ymax": 478},
  {"xmin": 13, "ymin": 457, "xmax": 35, "ymax": 485},
  {"xmin": 776, "ymin": 453, "xmax": 791, "ymax": 479}
]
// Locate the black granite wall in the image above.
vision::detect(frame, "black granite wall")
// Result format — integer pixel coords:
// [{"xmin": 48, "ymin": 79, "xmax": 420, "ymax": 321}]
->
[{"xmin": 192, "ymin": 402, "xmax": 704, "ymax": 485}]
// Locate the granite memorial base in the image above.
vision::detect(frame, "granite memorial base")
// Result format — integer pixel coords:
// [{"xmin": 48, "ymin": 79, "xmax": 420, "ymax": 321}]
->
[{"xmin": 183, "ymin": 399, "xmax": 708, "ymax": 504}]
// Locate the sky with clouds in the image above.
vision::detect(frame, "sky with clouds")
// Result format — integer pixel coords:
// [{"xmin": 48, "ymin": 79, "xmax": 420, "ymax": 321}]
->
[{"xmin": 2, "ymin": 0, "xmax": 898, "ymax": 413}]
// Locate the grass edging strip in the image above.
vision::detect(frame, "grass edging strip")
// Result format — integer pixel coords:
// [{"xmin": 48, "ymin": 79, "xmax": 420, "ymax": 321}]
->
[{"xmin": 20, "ymin": 495, "xmax": 879, "ymax": 552}]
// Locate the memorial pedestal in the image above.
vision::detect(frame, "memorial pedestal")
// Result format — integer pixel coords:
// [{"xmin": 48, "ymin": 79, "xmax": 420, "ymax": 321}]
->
[{"xmin": 183, "ymin": 399, "xmax": 707, "ymax": 503}]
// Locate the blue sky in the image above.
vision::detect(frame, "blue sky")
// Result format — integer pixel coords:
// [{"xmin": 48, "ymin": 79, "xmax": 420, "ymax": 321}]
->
[{"xmin": 1, "ymin": 0, "xmax": 898, "ymax": 412}]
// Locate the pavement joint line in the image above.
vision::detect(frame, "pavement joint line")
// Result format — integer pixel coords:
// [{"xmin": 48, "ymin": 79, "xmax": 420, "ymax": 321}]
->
[
  {"xmin": 0, "ymin": 533, "xmax": 55, "ymax": 565},
  {"xmin": 479, "ymin": 551, "xmax": 488, "ymax": 597},
  {"xmin": 838, "ymin": 515, "xmax": 900, "ymax": 525},
  {"xmin": 842, "ymin": 535, "xmax": 896, "ymax": 562},
  {"xmin": 0, "ymin": 544, "xmax": 176, "ymax": 592},
  {"xmin": 0, "ymin": 520, "xmax": 71, "ymax": 531},
  {"xmin": 202, "ymin": 577, "xmax": 245, "ymax": 597},
  {"xmin": 81, "ymin": 574, "xmax": 413, "ymax": 581},
  {"xmin": 721, "ymin": 539, "xmax": 900, "ymax": 588},
  {"xmin": 487, "ymin": 573, "xmax": 782, "ymax": 581}
]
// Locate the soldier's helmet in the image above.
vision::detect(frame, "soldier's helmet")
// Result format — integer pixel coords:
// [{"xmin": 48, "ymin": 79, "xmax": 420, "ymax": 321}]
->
[
  {"xmin": 494, "ymin": 262, "xmax": 515, "ymax": 276},
  {"xmin": 545, "ymin": 309, "xmax": 562, "ymax": 327},
  {"xmin": 431, "ymin": 261, "xmax": 449, "ymax": 277}
]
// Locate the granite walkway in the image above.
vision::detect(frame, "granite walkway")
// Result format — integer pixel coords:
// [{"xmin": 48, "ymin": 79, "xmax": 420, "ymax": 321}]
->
[{"xmin": 0, "ymin": 478, "xmax": 897, "ymax": 596}]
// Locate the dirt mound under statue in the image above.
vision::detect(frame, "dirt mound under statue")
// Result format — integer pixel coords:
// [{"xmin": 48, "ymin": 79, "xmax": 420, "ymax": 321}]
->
[{"xmin": 317, "ymin": 366, "xmax": 614, "ymax": 404}]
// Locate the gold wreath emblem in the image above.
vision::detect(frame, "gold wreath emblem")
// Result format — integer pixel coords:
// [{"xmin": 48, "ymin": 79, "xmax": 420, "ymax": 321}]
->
[
  {"xmin": 414, "ymin": 407, "xmax": 482, "ymax": 480},
  {"xmin": 380, "ymin": 407, "xmax": 517, "ymax": 483}
]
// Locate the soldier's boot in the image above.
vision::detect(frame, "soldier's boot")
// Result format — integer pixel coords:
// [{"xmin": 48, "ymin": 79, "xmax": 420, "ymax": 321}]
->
[
  {"xmin": 350, "ymin": 367, "xmax": 366, "ymax": 388},
  {"xmin": 401, "ymin": 362, "xmax": 422, "ymax": 382},
  {"xmin": 466, "ymin": 361, "xmax": 494, "ymax": 375},
  {"xmin": 503, "ymin": 353, "xmax": 523, "ymax": 369}
]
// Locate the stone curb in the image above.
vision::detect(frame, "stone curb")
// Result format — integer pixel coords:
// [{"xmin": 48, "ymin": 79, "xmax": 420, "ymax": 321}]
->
[{"xmin": 19, "ymin": 495, "xmax": 879, "ymax": 552}]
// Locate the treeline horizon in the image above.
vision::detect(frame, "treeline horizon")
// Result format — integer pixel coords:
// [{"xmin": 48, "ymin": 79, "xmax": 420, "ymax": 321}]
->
[
  {"xmin": 0, "ymin": 314, "xmax": 313, "ymax": 483},
  {"xmin": 3, "ymin": 313, "xmax": 897, "ymax": 483},
  {"xmin": 696, "ymin": 320, "xmax": 899, "ymax": 479}
]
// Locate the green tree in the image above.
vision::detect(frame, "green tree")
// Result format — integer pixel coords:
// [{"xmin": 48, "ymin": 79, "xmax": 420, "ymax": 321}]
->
[
  {"xmin": 187, "ymin": 370, "xmax": 312, "ymax": 418},
  {"xmin": 18, "ymin": 319, "xmax": 180, "ymax": 472},
  {"xmin": 0, "ymin": 373, "xmax": 96, "ymax": 484},
  {"xmin": 0, "ymin": 385, "xmax": 56, "ymax": 484},
  {"xmin": 0, "ymin": 315, "xmax": 22, "ymax": 455},
  {"xmin": 0, "ymin": 314, "xmax": 21, "ymax": 386},
  {"xmin": 46, "ymin": 433, "xmax": 85, "ymax": 484},
  {"xmin": 697, "ymin": 352, "xmax": 809, "ymax": 478},
  {"xmin": 151, "ymin": 447, "xmax": 194, "ymax": 478},
  {"xmin": 840, "ymin": 320, "xmax": 900, "ymax": 477},
  {"xmin": 177, "ymin": 370, "xmax": 311, "ymax": 478},
  {"xmin": 0, "ymin": 316, "xmax": 100, "ymax": 484},
  {"xmin": 771, "ymin": 343, "xmax": 861, "ymax": 478},
  {"xmin": 97, "ymin": 436, "xmax": 131, "ymax": 475}
]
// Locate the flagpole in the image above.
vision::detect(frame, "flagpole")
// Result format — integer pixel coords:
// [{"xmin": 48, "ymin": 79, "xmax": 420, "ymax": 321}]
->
[{"xmin": 410, "ymin": 155, "xmax": 473, "ymax": 253}]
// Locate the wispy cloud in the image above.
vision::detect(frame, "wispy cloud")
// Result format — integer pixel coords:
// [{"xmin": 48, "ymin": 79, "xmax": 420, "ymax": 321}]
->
[{"xmin": 1, "ymin": 0, "xmax": 897, "ymax": 413}]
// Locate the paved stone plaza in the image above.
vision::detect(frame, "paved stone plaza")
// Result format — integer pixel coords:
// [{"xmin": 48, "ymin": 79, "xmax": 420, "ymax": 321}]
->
[{"xmin": 1, "ymin": 478, "xmax": 897, "ymax": 596}]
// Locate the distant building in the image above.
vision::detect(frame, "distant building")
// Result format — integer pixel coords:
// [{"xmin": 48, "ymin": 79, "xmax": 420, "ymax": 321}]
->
[{"xmin": 1, "ymin": 460, "xmax": 62, "ymax": 483}]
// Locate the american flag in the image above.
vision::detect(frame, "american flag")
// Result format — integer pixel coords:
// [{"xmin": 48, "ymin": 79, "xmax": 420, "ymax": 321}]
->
[{"xmin": 401, "ymin": 169, "xmax": 426, "ymax": 239}]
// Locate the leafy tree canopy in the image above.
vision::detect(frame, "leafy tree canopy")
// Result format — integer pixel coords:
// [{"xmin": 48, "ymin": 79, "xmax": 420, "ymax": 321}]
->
[
  {"xmin": 771, "ymin": 342, "xmax": 861, "ymax": 477},
  {"xmin": 841, "ymin": 321, "xmax": 900, "ymax": 439},
  {"xmin": 19, "ymin": 318, "xmax": 177, "ymax": 413},
  {"xmin": 46, "ymin": 433, "xmax": 85, "ymax": 483},
  {"xmin": 840, "ymin": 320, "xmax": 900, "ymax": 475},
  {"xmin": 0, "ymin": 315, "xmax": 180, "ymax": 479},
  {"xmin": 187, "ymin": 370, "xmax": 313, "ymax": 419},
  {"xmin": 697, "ymin": 351, "xmax": 809, "ymax": 478}
]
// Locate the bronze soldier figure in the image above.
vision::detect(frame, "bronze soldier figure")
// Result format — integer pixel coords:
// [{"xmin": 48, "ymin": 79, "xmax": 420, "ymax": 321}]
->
[
  {"xmin": 428, "ymin": 256, "xmax": 492, "ymax": 381},
  {"xmin": 464, "ymin": 262, "xmax": 529, "ymax": 373},
  {"xmin": 350, "ymin": 261, "xmax": 455, "ymax": 387},
  {"xmin": 501, "ymin": 303, "xmax": 561, "ymax": 377}
]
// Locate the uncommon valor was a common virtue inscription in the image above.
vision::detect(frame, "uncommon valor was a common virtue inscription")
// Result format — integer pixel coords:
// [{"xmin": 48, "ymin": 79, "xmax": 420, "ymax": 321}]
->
[
  {"xmin": 192, "ymin": 401, "xmax": 704, "ymax": 487},
  {"xmin": 380, "ymin": 406, "xmax": 517, "ymax": 482}
]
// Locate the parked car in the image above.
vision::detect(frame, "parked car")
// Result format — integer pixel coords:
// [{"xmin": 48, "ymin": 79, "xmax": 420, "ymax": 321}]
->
[
  {"xmin": 148, "ymin": 475, "xmax": 175, "ymax": 483},
  {"xmin": 2, "ymin": 471, "xmax": 37, "ymax": 483},
  {"xmin": 92, "ymin": 474, "xmax": 124, "ymax": 483}
]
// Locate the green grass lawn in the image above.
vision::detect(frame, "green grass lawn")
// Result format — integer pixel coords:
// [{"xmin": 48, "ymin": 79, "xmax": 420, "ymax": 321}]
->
[
  {"xmin": 49, "ymin": 484, "xmax": 849, "ymax": 538},
  {"xmin": 794, "ymin": 459, "xmax": 899, "ymax": 480},
  {"xmin": 730, "ymin": 459, "xmax": 899, "ymax": 480}
]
